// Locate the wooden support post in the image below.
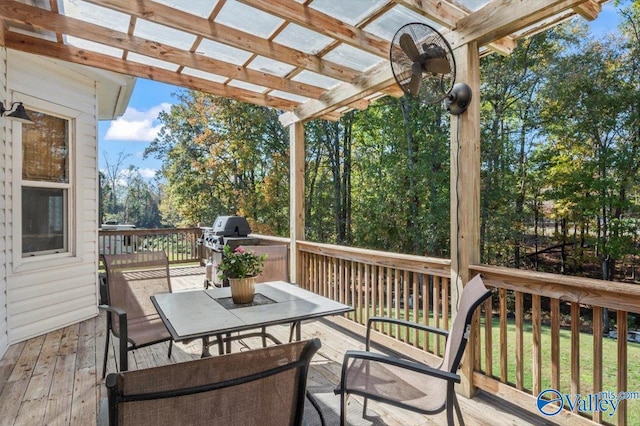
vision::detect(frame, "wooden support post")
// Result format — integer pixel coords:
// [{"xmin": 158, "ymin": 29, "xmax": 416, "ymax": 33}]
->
[
  {"xmin": 450, "ymin": 40, "xmax": 481, "ymax": 398},
  {"xmin": 289, "ymin": 121, "xmax": 305, "ymax": 284}
]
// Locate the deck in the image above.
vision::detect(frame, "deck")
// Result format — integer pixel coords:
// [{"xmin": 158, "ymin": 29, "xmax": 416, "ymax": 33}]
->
[{"xmin": 0, "ymin": 266, "xmax": 551, "ymax": 426}]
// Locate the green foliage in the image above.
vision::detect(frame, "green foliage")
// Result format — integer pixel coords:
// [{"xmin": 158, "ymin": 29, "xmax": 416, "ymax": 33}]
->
[
  {"xmin": 146, "ymin": 92, "xmax": 289, "ymax": 234},
  {"xmin": 216, "ymin": 244, "xmax": 267, "ymax": 279},
  {"xmin": 349, "ymin": 96, "xmax": 450, "ymax": 256}
]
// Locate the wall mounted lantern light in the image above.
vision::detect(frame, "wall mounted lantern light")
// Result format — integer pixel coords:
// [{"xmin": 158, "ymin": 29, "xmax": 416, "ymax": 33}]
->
[{"xmin": 0, "ymin": 101, "xmax": 34, "ymax": 124}]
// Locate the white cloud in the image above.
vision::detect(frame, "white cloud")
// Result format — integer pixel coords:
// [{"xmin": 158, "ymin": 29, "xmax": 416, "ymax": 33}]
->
[
  {"xmin": 139, "ymin": 168, "xmax": 157, "ymax": 179},
  {"xmin": 99, "ymin": 167, "xmax": 158, "ymax": 183},
  {"xmin": 104, "ymin": 102, "xmax": 172, "ymax": 142}
]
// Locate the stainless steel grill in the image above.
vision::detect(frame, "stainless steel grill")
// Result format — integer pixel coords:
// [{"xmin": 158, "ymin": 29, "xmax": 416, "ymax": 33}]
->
[{"xmin": 201, "ymin": 216, "xmax": 260, "ymax": 287}]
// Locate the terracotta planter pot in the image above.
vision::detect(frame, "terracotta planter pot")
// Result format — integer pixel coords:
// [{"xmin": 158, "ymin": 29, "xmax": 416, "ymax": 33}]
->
[{"xmin": 229, "ymin": 276, "xmax": 257, "ymax": 304}]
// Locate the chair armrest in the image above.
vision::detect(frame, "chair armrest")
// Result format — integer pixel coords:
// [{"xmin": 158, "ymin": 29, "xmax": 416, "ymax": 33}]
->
[
  {"xmin": 366, "ymin": 316, "xmax": 448, "ymax": 349},
  {"xmin": 99, "ymin": 304, "xmax": 126, "ymax": 317},
  {"xmin": 336, "ymin": 349, "xmax": 460, "ymax": 395},
  {"xmin": 98, "ymin": 304, "xmax": 129, "ymax": 372}
]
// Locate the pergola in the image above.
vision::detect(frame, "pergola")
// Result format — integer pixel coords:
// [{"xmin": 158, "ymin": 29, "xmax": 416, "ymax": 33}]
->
[
  {"xmin": 0, "ymin": 0, "xmax": 608, "ymax": 396},
  {"xmin": 0, "ymin": 0, "xmax": 606, "ymax": 121}
]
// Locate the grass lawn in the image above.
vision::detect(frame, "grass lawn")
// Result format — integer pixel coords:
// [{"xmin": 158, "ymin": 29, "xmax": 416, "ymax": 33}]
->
[{"xmin": 480, "ymin": 317, "xmax": 640, "ymax": 424}]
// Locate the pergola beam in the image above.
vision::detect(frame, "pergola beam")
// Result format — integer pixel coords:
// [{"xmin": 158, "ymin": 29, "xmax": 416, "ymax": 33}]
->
[
  {"xmin": 83, "ymin": 0, "xmax": 361, "ymax": 83},
  {"xmin": 574, "ymin": 0, "xmax": 602, "ymax": 21},
  {"xmin": 4, "ymin": 33, "xmax": 303, "ymax": 112},
  {"xmin": 237, "ymin": 0, "xmax": 390, "ymax": 58},
  {"xmin": 0, "ymin": 2, "xmax": 325, "ymax": 100},
  {"xmin": 393, "ymin": 0, "xmax": 467, "ymax": 27},
  {"xmin": 453, "ymin": 0, "xmax": 593, "ymax": 47},
  {"xmin": 279, "ymin": 61, "xmax": 395, "ymax": 126},
  {"xmin": 394, "ymin": 0, "xmax": 516, "ymax": 56}
]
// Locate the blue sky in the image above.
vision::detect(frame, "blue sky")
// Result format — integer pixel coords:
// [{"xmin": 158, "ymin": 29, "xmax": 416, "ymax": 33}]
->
[
  {"xmin": 98, "ymin": 79, "xmax": 179, "ymax": 178},
  {"xmin": 97, "ymin": 3, "xmax": 625, "ymax": 179}
]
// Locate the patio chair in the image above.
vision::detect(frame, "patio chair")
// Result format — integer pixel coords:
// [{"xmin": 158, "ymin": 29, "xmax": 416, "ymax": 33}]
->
[
  {"xmin": 335, "ymin": 274, "xmax": 491, "ymax": 426},
  {"xmin": 100, "ymin": 251, "xmax": 174, "ymax": 378},
  {"xmin": 103, "ymin": 338, "xmax": 321, "ymax": 426}
]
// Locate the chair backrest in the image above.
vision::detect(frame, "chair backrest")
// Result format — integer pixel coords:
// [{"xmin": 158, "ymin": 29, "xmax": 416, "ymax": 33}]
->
[
  {"xmin": 442, "ymin": 274, "xmax": 491, "ymax": 373},
  {"xmin": 243, "ymin": 244, "xmax": 289, "ymax": 283},
  {"xmin": 102, "ymin": 251, "xmax": 172, "ymax": 338},
  {"xmin": 106, "ymin": 338, "xmax": 321, "ymax": 426}
]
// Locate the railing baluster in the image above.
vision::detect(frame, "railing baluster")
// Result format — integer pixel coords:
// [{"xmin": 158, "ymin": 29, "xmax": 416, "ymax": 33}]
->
[
  {"xmin": 357, "ymin": 262, "xmax": 363, "ymax": 325},
  {"xmin": 412, "ymin": 272, "xmax": 419, "ymax": 347},
  {"xmin": 593, "ymin": 305, "xmax": 603, "ymax": 424},
  {"xmin": 421, "ymin": 274, "xmax": 428, "ymax": 351},
  {"xmin": 386, "ymin": 267, "xmax": 392, "ymax": 335},
  {"xmin": 338, "ymin": 258, "xmax": 344, "ymax": 305},
  {"xmin": 403, "ymin": 270, "xmax": 410, "ymax": 344},
  {"xmin": 532, "ymin": 294, "xmax": 541, "ymax": 396},
  {"xmin": 434, "ymin": 276, "xmax": 441, "ymax": 355},
  {"xmin": 515, "ymin": 291, "xmax": 523, "ymax": 390},
  {"xmin": 349, "ymin": 260, "xmax": 355, "ymax": 320},
  {"xmin": 499, "ymin": 288, "xmax": 507, "ymax": 383},
  {"xmin": 371, "ymin": 265, "xmax": 378, "ymax": 331},
  {"xmin": 618, "ymin": 310, "xmax": 628, "ymax": 426},
  {"xmin": 483, "ymin": 296, "xmax": 492, "ymax": 378},
  {"xmin": 394, "ymin": 269, "xmax": 400, "ymax": 339},
  {"xmin": 571, "ymin": 302, "xmax": 580, "ymax": 397},
  {"xmin": 443, "ymin": 276, "xmax": 449, "ymax": 336},
  {"xmin": 376, "ymin": 265, "xmax": 387, "ymax": 333},
  {"xmin": 551, "ymin": 298, "xmax": 560, "ymax": 391}
]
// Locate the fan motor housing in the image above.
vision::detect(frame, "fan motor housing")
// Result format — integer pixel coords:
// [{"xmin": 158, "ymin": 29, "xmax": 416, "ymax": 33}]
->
[{"xmin": 444, "ymin": 83, "xmax": 473, "ymax": 115}]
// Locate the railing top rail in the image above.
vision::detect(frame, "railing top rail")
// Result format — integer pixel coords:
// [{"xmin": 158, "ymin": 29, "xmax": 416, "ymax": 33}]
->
[
  {"xmin": 472, "ymin": 264, "xmax": 640, "ymax": 314},
  {"xmin": 297, "ymin": 240, "xmax": 450, "ymax": 277},
  {"xmin": 248, "ymin": 234, "xmax": 291, "ymax": 244},
  {"xmin": 99, "ymin": 227, "xmax": 202, "ymax": 236}
]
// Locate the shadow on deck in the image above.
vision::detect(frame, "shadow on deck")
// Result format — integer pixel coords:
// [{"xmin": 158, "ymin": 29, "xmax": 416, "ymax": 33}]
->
[{"xmin": 0, "ymin": 265, "xmax": 553, "ymax": 425}]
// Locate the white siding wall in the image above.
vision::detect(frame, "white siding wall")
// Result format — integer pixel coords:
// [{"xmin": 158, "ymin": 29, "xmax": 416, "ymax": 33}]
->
[
  {"xmin": 5, "ymin": 51, "xmax": 99, "ymax": 343},
  {"xmin": 0, "ymin": 47, "xmax": 8, "ymax": 358}
]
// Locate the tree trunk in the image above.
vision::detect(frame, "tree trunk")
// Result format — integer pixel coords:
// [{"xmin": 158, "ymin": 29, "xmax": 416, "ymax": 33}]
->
[{"xmin": 400, "ymin": 97, "xmax": 421, "ymax": 254}]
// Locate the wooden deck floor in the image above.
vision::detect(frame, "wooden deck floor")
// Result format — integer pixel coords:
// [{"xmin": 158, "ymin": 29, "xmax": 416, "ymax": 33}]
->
[{"xmin": 0, "ymin": 266, "xmax": 552, "ymax": 426}]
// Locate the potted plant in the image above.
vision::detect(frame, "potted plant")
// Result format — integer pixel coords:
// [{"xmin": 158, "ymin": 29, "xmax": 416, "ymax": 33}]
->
[{"xmin": 217, "ymin": 245, "xmax": 267, "ymax": 304}]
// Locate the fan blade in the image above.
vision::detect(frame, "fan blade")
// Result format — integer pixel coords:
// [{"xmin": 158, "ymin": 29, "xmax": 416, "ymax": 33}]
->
[
  {"xmin": 407, "ymin": 67, "xmax": 422, "ymax": 96},
  {"xmin": 399, "ymin": 33, "xmax": 420, "ymax": 62},
  {"xmin": 423, "ymin": 57, "xmax": 451, "ymax": 74}
]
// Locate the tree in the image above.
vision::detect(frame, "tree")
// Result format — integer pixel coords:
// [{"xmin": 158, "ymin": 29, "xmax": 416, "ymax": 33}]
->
[
  {"xmin": 99, "ymin": 151, "xmax": 162, "ymax": 227},
  {"xmin": 537, "ymin": 26, "xmax": 639, "ymax": 277},
  {"xmin": 146, "ymin": 92, "xmax": 289, "ymax": 234},
  {"xmin": 349, "ymin": 96, "xmax": 449, "ymax": 256},
  {"xmin": 479, "ymin": 28, "xmax": 572, "ymax": 266}
]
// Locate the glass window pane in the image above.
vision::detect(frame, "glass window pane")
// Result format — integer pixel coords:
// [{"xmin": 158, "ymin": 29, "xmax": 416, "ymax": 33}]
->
[
  {"xmin": 22, "ymin": 111, "xmax": 69, "ymax": 183},
  {"xmin": 22, "ymin": 187, "xmax": 67, "ymax": 255}
]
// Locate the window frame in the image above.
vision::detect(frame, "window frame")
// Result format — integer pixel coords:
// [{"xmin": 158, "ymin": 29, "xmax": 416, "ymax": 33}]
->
[{"xmin": 11, "ymin": 94, "xmax": 81, "ymax": 272}]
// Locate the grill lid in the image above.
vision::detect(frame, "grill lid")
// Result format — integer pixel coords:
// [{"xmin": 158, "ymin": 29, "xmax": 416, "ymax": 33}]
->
[{"xmin": 212, "ymin": 216, "xmax": 252, "ymax": 237}]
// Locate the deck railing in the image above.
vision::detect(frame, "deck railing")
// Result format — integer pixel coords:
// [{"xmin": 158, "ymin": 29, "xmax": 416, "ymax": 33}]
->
[
  {"xmin": 294, "ymin": 240, "xmax": 640, "ymax": 426},
  {"xmin": 98, "ymin": 227, "xmax": 203, "ymax": 264},
  {"xmin": 471, "ymin": 264, "xmax": 640, "ymax": 426},
  {"xmin": 297, "ymin": 240, "xmax": 452, "ymax": 362}
]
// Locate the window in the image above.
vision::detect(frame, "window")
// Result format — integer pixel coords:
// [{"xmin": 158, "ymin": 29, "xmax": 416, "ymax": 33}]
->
[{"xmin": 21, "ymin": 110, "xmax": 71, "ymax": 256}]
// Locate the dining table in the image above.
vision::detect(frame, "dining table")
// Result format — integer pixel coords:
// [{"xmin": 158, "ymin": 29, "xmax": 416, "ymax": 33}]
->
[{"xmin": 151, "ymin": 280, "xmax": 353, "ymax": 357}]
